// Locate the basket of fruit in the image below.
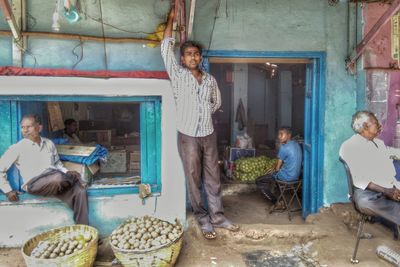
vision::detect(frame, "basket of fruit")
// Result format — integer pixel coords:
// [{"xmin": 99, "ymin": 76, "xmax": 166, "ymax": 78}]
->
[
  {"xmin": 21, "ymin": 224, "xmax": 98, "ymax": 267},
  {"xmin": 110, "ymin": 216, "xmax": 183, "ymax": 267}
]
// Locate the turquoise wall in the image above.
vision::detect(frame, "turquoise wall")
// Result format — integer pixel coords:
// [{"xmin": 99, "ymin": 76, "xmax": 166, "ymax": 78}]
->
[
  {"xmin": 0, "ymin": 0, "xmax": 362, "ymax": 206},
  {"xmin": 0, "ymin": 0, "xmax": 168, "ymax": 70},
  {"xmin": 0, "ymin": 37, "xmax": 11, "ymax": 65},
  {"xmin": 192, "ymin": 0, "xmax": 358, "ymax": 205}
]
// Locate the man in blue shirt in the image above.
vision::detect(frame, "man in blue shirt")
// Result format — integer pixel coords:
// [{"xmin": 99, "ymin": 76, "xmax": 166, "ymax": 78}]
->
[{"xmin": 257, "ymin": 126, "xmax": 302, "ymax": 204}]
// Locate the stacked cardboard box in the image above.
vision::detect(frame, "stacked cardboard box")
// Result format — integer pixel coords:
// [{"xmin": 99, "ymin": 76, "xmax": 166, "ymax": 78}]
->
[
  {"xmin": 128, "ymin": 151, "xmax": 140, "ymax": 172},
  {"xmin": 100, "ymin": 150, "xmax": 127, "ymax": 173},
  {"xmin": 79, "ymin": 129, "xmax": 116, "ymax": 147}
]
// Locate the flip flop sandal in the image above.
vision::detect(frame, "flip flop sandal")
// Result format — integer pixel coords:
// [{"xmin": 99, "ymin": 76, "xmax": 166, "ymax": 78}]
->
[
  {"xmin": 212, "ymin": 220, "xmax": 240, "ymax": 232},
  {"xmin": 200, "ymin": 223, "xmax": 217, "ymax": 240}
]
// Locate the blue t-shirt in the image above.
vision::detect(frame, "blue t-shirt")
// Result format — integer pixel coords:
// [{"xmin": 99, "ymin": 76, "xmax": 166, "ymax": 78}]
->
[{"xmin": 276, "ymin": 140, "xmax": 302, "ymax": 181}]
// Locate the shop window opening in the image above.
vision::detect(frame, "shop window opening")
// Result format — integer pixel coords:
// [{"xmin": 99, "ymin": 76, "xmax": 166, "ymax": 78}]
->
[{"xmin": 3, "ymin": 97, "xmax": 161, "ymax": 196}]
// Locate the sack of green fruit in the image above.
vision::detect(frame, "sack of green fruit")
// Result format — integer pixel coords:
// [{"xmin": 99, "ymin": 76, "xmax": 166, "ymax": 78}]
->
[{"xmin": 233, "ymin": 156, "xmax": 277, "ymax": 182}]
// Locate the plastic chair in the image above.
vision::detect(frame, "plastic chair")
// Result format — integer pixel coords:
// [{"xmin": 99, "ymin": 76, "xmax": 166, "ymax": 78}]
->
[
  {"xmin": 339, "ymin": 156, "xmax": 367, "ymax": 264},
  {"xmin": 269, "ymin": 178, "xmax": 302, "ymax": 221}
]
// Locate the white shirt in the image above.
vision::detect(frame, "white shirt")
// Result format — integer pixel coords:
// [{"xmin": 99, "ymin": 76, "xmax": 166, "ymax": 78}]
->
[
  {"xmin": 63, "ymin": 133, "xmax": 82, "ymax": 145},
  {"xmin": 0, "ymin": 137, "xmax": 68, "ymax": 193},
  {"xmin": 339, "ymin": 134, "xmax": 400, "ymax": 190},
  {"xmin": 161, "ymin": 37, "xmax": 221, "ymax": 137}
]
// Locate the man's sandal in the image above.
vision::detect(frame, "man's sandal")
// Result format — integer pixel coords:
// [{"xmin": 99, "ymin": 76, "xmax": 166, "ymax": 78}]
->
[
  {"xmin": 212, "ymin": 220, "xmax": 240, "ymax": 232},
  {"xmin": 200, "ymin": 223, "xmax": 217, "ymax": 240}
]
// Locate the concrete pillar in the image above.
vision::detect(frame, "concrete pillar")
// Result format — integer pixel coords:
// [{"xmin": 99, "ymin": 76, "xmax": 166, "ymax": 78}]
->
[{"xmin": 278, "ymin": 70, "xmax": 292, "ymax": 127}]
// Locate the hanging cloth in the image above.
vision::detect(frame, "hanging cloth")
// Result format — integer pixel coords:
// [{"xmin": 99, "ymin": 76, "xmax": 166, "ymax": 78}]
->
[{"xmin": 235, "ymin": 98, "xmax": 247, "ymax": 131}]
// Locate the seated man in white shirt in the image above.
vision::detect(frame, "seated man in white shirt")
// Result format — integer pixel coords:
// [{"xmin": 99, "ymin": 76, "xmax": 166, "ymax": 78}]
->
[
  {"xmin": 339, "ymin": 110, "xmax": 400, "ymax": 225},
  {"xmin": 0, "ymin": 114, "xmax": 88, "ymax": 225}
]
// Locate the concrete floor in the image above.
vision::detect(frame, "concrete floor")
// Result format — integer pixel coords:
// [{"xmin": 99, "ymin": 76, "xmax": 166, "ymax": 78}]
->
[{"xmin": 1, "ymin": 186, "xmax": 400, "ymax": 267}]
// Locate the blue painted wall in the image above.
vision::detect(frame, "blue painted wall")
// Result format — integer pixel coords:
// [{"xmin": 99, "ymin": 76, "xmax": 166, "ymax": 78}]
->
[
  {"xmin": 0, "ymin": 37, "xmax": 12, "ymax": 65},
  {"xmin": 0, "ymin": 1, "xmax": 362, "ymax": 207},
  {"xmin": 192, "ymin": 1, "xmax": 358, "ymax": 205}
]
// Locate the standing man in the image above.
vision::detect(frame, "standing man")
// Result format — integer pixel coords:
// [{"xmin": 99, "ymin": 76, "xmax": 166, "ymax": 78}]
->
[
  {"xmin": 0, "ymin": 114, "xmax": 88, "ymax": 225},
  {"xmin": 161, "ymin": 8, "xmax": 238, "ymax": 239},
  {"xmin": 257, "ymin": 127, "xmax": 302, "ymax": 205},
  {"xmin": 340, "ymin": 111, "xmax": 400, "ymax": 225}
]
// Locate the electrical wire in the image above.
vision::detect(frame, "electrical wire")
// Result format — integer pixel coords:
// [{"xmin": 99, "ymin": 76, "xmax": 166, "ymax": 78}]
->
[
  {"xmin": 98, "ymin": 0, "xmax": 108, "ymax": 70},
  {"xmin": 81, "ymin": 11, "xmax": 156, "ymax": 36},
  {"xmin": 27, "ymin": 12, "xmax": 37, "ymax": 29},
  {"xmin": 205, "ymin": 0, "xmax": 222, "ymax": 56},
  {"xmin": 14, "ymin": 41, "xmax": 38, "ymax": 68},
  {"xmin": 72, "ymin": 37, "xmax": 84, "ymax": 69},
  {"xmin": 225, "ymin": 0, "xmax": 228, "ymax": 18}
]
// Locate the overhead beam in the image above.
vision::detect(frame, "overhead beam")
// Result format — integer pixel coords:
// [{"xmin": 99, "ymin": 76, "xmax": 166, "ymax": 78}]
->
[
  {"xmin": 347, "ymin": 0, "xmax": 400, "ymax": 72},
  {"xmin": 209, "ymin": 57, "xmax": 312, "ymax": 64},
  {"xmin": 0, "ymin": 30, "xmax": 163, "ymax": 45}
]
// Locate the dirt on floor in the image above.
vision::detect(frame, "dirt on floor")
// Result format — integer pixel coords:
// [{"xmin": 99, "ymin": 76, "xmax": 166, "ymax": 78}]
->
[{"xmin": 1, "ymin": 189, "xmax": 400, "ymax": 267}]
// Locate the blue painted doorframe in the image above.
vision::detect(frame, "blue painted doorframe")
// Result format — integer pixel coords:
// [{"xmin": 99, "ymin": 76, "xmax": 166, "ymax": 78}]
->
[{"xmin": 203, "ymin": 50, "xmax": 326, "ymax": 217}]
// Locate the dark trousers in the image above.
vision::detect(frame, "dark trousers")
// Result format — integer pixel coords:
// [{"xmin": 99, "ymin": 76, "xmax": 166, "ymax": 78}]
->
[
  {"xmin": 178, "ymin": 132, "xmax": 225, "ymax": 225},
  {"xmin": 256, "ymin": 173, "xmax": 278, "ymax": 204},
  {"xmin": 27, "ymin": 170, "xmax": 89, "ymax": 225}
]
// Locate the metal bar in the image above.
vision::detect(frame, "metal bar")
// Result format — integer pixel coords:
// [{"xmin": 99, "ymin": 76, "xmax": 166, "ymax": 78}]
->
[
  {"xmin": 351, "ymin": 215, "xmax": 366, "ymax": 264},
  {"xmin": 179, "ymin": 0, "xmax": 186, "ymax": 43},
  {"xmin": 350, "ymin": 0, "xmax": 400, "ymax": 65},
  {"xmin": 0, "ymin": 0, "xmax": 21, "ymax": 41},
  {"xmin": 187, "ymin": 0, "xmax": 196, "ymax": 40},
  {"xmin": 0, "ymin": 0, "xmax": 11, "ymax": 19}
]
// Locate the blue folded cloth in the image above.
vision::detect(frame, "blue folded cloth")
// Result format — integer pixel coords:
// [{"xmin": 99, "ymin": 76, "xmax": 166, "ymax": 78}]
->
[
  {"xmin": 51, "ymin": 138, "xmax": 69, "ymax": 145},
  {"xmin": 59, "ymin": 144, "xmax": 108, "ymax": 165}
]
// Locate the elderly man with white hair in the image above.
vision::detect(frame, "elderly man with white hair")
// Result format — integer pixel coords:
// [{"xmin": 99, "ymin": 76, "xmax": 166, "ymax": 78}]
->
[{"xmin": 339, "ymin": 110, "xmax": 400, "ymax": 224}]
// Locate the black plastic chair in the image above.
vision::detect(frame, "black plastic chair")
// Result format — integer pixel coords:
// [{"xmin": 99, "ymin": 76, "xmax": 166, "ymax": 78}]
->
[
  {"xmin": 339, "ymin": 157, "xmax": 400, "ymax": 264},
  {"xmin": 339, "ymin": 156, "xmax": 367, "ymax": 264}
]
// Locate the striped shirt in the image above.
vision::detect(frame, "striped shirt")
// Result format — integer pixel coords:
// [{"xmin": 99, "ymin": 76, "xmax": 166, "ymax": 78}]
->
[{"xmin": 161, "ymin": 37, "xmax": 221, "ymax": 137}]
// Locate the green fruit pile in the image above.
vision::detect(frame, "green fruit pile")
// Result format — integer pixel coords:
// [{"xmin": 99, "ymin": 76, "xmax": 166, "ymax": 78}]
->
[
  {"xmin": 110, "ymin": 216, "xmax": 183, "ymax": 251},
  {"xmin": 233, "ymin": 156, "xmax": 277, "ymax": 182},
  {"xmin": 30, "ymin": 232, "xmax": 92, "ymax": 259}
]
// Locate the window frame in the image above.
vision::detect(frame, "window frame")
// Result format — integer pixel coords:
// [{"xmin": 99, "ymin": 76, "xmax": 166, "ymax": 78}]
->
[{"xmin": 0, "ymin": 95, "xmax": 162, "ymax": 198}]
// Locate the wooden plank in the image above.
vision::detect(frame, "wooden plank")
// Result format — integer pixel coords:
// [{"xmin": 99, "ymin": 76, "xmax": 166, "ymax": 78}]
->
[
  {"xmin": 208, "ymin": 57, "xmax": 312, "ymax": 64},
  {"xmin": 56, "ymin": 144, "xmax": 96, "ymax": 157},
  {"xmin": 47, "ymin": 102, "xmax": 65, "ymax": 132}
]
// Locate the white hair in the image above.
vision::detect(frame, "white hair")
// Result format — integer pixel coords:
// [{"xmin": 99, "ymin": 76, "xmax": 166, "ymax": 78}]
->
[{"xmin": 351, "ymin": 111, "xmax": 375, "ymax": 133}]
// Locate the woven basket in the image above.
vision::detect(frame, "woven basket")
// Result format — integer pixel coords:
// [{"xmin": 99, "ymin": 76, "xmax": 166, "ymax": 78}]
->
[
  {"xmin": 110, "ymin": 222, "xmax": 183, "ymax": 267},
  {"xmin": 22, "ymin": 224, "xmax": 98, "ymax": 267}
]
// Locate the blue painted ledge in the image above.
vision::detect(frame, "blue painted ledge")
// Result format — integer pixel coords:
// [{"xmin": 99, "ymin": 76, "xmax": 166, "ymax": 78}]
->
[{"xmin": 0, "ymin": 184, "xmax": 161, "ymax": 202}]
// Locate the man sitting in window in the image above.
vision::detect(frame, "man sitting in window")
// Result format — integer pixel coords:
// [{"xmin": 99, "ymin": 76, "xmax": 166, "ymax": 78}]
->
[
  {"xmin": 0, "ymin": 114, "xmax": 88, "ymax": 225},
  {"xmin": 339, "ymin": 110, "xmax": 400, "ymax": 225},
  {"xmin": 258, "ymin": 127, "xmax": 302, "ymax": 206}
]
